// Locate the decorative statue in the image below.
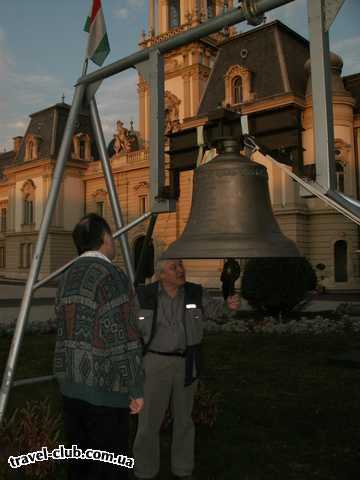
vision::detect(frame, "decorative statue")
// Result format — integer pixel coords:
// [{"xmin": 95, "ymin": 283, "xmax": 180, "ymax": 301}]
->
[
  {"xmin": 107, "ymin": 120, "xmax": 139, "ymax": 158},
  {"xmin": 164, "ymin": 91, "xmax": 181, "ymax": 134}
]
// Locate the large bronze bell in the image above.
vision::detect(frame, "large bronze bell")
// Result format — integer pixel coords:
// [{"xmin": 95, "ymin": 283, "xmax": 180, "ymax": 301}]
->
[{"xmin": 162, "ymin": 137, "xmax": 299, "ymax": 259}]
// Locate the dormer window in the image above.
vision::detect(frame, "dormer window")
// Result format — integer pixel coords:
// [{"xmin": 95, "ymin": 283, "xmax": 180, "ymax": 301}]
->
[
  {"xmin": 233, "ymin": 77, "xmax": 243, "ymax": 104},
  {"xmin": 169, "ymin": 0, "xmax": 180, "ymax": 29},
  {"xmin": 72, "ymin": 133, "xmax": 91, "ymax": 160},
  {"xmin": 24, "ymin": 134, "xmax": 41, "ymax": 161},
  {"xmin": 224, "ymin": 65, "xmax": 254, "ymax": 106}
]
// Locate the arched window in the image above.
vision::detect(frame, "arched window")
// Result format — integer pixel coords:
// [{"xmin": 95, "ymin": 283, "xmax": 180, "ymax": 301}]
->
[
  {"xmin": 25, "ymin": 134, "xmax": 41, "ymax": 161},
  {"xmin": 24, "ymin": 195, "xmax": 34, "ymax": 225},
  {"xmin": 334, "ymin": 240, "xmax": 348, "ymax": 282},
  {"xmin": 168, "ymin": 0, "xmax": 180, "ymax": 29},
  {"xmin": 224, "ymin": 65, "xmax": 253, "ymax": 106},
  {"xmin": 207, "ymin": 0, "xmax": 216, "ymax": 18},
  {"xmin": 233, "ymin": 77, "xmax": 243, "ymax": 104},
  {"xmin": 21, "ymin": 180, "xmax": 36, "ymax": 226}
]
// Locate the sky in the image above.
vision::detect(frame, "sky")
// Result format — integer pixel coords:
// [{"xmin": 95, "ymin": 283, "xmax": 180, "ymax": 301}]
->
[{"xmin": 0, "ymin": 0, "xmax": 359, "ymax": 152}]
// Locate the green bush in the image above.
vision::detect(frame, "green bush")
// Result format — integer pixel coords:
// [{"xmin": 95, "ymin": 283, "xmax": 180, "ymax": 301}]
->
[{"xmin": 241, "ymin": 257, "xmax": 317, "ymax": 318}]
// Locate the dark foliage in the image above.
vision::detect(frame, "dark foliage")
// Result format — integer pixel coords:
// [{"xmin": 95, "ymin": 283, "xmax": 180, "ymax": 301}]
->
[{"xmin": 241, "ymin": 257, "xmax": 317, "ymax": 317}]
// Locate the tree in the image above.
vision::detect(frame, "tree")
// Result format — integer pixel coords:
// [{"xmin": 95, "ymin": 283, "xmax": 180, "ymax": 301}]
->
[{"xmin": 241, "ymin": 257, "xmax": 317, "ymax": 318}]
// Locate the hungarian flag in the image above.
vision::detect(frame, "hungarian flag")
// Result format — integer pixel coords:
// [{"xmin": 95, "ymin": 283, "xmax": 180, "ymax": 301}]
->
[{"xmin": 84, "ymin": 0, "xmax": 110, "ymax": 66}]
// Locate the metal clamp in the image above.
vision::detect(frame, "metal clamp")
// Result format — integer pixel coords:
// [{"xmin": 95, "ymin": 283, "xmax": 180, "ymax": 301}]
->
[
  {"xmin": 243, "ymin": 135, "xmax": 259, "ymax": 154},
  {"xmin": 241, "ymin": 0, "xmax": 266, "ymax": 27}
]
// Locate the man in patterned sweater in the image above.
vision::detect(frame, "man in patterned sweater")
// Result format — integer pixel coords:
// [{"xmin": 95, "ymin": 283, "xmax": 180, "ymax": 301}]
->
[{"xmin": 54, "ymin": 213, "xmax": 144, "ymax": 480}]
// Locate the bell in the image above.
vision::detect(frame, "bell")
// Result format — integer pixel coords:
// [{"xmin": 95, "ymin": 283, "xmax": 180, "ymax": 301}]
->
[{"xmin": 162, "ymin": 137, "xmax": 299, "ymax": 259}]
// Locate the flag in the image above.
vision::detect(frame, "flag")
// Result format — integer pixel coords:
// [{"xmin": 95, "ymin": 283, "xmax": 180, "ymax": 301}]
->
[{"xmin": 84, "ymin": 0, "xmax": 110, "ymax": 66}]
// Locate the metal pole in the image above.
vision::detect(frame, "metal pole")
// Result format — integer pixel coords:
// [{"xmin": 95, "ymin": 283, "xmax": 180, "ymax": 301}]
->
[
  {"xmin": 134, "ymin": 214, "xmax": 158, "ymax": 287},
  {"xmin": 88, "ymin": 97, "xmax": 136, "ymax": 283},
  {"xmin": 76, "ymin": 0, "xmax": 295, "ymax": 86},
  {"xmin": 307, "ymin": 0, "xmax": 336, "ymax": 191},
  {"xmin": 0, "ymin": 84, "xmax": 86, "ymax": 424}
]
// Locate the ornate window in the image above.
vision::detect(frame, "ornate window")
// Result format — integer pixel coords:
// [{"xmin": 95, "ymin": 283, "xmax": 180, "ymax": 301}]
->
[
  {"xmin": 334, "ymin": 139, "xmax": 350, "ymax": 194},
  {"xmin": 0, "ymin": 204, "xmax": 7, "ymax": 232},
  {"xmin": 168, "ymin": 0, "xmax": 180, "ymax": 29},
  {"xmin": 20, "ymin": 243, "xmax": 32, "ymax": 269},
  {"xmin": 72, "ymin": 133, "xmax": 91, "ymax": 160},
  {"xmin": 21, "ymin": 180, "xmax": 36, "ymax": 226},
  {"xmin": 336, "ymin": 161, "xmax": 345, "ymax": 193},
  {"xmin": 0, "ymin": 246, "xmax": 5, "ymax": 268},
  {"xmin": 93, "ymin": 189, "xmax": 107, "ymax": 217},
  {"xmin": 224, "ymin": 65, "xmax": 254, "ymax": 106},
  {"xmin": 233, "ymin": 77, "xmax": 243, "ymax": 104},
  {"xmin": 96, "ymin": 201, "xmax": 104, "ymax": 217},
  {"xmin": 24, "ymin": 134, "xmax": 41, "ymax": 161},
  {"xmin": 138, "ymin": 195, "xmax": 148, "ymax": 215},
  {"xmin": 334, "ymin": 240, "xmax": 348, "ymax": 282}
]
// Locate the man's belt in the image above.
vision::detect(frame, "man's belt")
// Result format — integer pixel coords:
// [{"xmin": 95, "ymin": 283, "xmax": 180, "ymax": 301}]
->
[{"xmin": 147, "ymin": 349, "xmax": 186, "ymax": 358}]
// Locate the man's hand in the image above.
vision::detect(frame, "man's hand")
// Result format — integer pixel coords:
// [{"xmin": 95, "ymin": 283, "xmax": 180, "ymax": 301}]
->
[
  {"xmin": 129, "ymin": 397, "xmax": 144, "ymax": 415},
  {"xmin": 227, "ymin": 294, "xmax": 240, "ymax": 311}
]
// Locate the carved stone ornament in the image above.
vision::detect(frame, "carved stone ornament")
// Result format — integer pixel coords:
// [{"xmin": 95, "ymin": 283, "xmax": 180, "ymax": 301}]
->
[
  {"xmin": 165, "ymin": 91, "xmax": 181, "ymax": 134},
  {"xmin": 21, "ymin": 179, "xmax": 36, "ymax": 196},
  {"xmin": 112, "ymin": 120, "xmax": 137, "ymax": 155}
]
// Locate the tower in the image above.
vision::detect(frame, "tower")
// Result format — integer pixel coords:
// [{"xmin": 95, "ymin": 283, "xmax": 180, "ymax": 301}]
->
[{"xmin": 138, "ymin": 1, "xmax": 235, "ymax": 141}]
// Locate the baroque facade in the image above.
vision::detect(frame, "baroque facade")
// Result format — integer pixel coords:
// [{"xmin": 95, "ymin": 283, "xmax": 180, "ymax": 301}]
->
[{"xmin": 0, "ymin": 0, "xmax": 360, "ymax": 291}]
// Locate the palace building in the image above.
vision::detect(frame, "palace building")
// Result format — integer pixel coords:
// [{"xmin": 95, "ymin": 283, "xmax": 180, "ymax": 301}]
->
[{"xmin": 0, "ymin": 0, "xmax": 360, "ymax": 291}]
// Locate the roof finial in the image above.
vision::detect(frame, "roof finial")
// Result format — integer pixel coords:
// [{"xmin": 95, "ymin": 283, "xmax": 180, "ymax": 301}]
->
[{"xmin": 61, "ymin": 93, "xmax": 65, "ymax": 103}]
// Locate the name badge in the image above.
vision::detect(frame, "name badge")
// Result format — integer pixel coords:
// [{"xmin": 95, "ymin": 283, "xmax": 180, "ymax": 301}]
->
[
  {"xmin": 186, "ymin": 304, "xmax": 197, "ymax": 309},
  {"xmin": 138, "ymin": 316, "xmax": 145, "ymax": 321}
]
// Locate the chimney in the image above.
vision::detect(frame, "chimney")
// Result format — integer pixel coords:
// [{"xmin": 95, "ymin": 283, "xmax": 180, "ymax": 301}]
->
[{"xmin": 13, "ymin": 136, "xmax": 23, "ymax": 154}]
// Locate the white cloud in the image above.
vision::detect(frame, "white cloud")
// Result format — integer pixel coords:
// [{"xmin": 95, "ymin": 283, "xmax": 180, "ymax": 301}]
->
[
  {"xmin": 114, "ymin": 8, "xmax": 129, "ymax": 19},
  {"xmin": 333, "ymin": 36, "xmax": 360, "ymax": 75}
]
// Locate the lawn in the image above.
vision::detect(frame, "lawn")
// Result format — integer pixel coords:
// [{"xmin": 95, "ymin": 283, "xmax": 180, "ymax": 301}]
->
[{"xmin": 1, "ymin": 332, "xmax": 360, "ymax": 479}]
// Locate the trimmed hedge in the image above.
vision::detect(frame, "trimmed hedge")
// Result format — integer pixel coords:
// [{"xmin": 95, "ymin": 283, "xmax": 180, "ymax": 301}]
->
[{"xmin": 241, "ymin": 257, "xmax": 317, "ymax": 318}]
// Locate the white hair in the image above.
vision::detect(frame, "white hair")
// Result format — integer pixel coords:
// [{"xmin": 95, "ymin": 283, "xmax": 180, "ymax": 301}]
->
[{"xmin": 154, "ymin": 258, "xmax": 168, "ymax": 277}]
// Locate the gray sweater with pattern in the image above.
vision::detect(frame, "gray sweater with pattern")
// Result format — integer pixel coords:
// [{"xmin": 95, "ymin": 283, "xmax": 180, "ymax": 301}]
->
[{"xmin": 53, "ymin": 256, "xmax": 144, "ymax": 408}]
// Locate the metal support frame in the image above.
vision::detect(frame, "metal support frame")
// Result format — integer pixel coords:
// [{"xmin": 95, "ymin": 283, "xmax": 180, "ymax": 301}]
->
[
  {"xmin": 88, "ymin": 96, "xmax": 135, "ymax": 283},
  {"xmin": 136, "ymin": 51, "xmax": 176, "ymax": 213},
  {"xmin": 1, "ymin": 0, "xmax": 358, "ymax": 424},
  {"xmin": 307, "ymin": 0, "xmax": 337, "ymax": 192},
  {"xmin": 134, "ymin": 214, "xmax": 158, "ymax": 288}
]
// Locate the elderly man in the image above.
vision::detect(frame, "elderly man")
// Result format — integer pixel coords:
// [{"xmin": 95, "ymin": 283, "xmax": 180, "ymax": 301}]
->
[{"xmin": 133, "ymin": 259, "xmax": 239, "ymax": 480}]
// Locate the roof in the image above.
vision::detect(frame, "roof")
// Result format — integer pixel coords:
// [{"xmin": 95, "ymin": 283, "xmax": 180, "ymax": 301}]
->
[
  {"xmin": 0, "ymin": 150, "xmax": 15, "ymax": 180},
  {"xmin": 6, "ymin": 101, "xmax": 99, "ymax": 165},
  {"xmin": 198, "ymin": 20, "xmax": 310, "ymax": 115}
]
